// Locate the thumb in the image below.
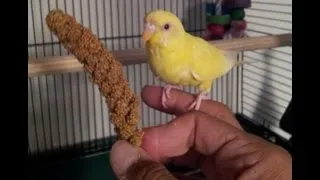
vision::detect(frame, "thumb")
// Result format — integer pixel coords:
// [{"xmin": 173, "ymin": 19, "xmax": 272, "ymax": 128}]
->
[{"xmin": 110, "ymin": 140, "xmax": 177, "ymax": 180}]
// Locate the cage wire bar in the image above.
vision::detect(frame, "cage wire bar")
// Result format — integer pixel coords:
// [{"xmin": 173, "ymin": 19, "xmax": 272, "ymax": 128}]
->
[
  {"xmin": 241, "ymin": 0, "xmax": 292, "ymax": 139},
  {"xmin": 28, "ymin": 0, "xmax": 292, "ymax": 160}
]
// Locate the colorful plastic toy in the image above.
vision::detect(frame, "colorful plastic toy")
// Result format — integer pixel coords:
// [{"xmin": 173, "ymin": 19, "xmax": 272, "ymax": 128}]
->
[
  {"xmin": 204, "ymin": 0, "xmax": 251, "ymax": 40},
  {"xmin": 229, "ymin": 19, "xmax": 247, "ymax": 38},
  {"xmin": 230, "ymin": 8, "xmax": 246, "ymax": 20},
  {"xmin": 208, "ymin": 24, "xmax": 225, "ymax": 38}
]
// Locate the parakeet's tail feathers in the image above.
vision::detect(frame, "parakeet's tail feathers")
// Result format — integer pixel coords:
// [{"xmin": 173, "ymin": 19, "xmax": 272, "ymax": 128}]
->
[
  {"xmin": 224, "ymin": 50, "xmax": 260, "ymax": 68},
  {"xmin": 223, "ymin": 50, "xmax": 240, "ymax": 72},
  {"xmin": 224, "ymin": 50, "xmax": 240, "ymax": 65}
]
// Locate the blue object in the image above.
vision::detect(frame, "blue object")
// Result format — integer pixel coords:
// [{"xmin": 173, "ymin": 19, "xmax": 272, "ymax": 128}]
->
[
  {"xmin": 206, "ymin": 2, "xmax": 230, "ymax": 15},
  {"xmin": 205, "ymin": 2, "xmax": 216, "ymax": 15},
  {"xmin": 221, "ymin": 6, "xmax": 231, "ymax": 14}
]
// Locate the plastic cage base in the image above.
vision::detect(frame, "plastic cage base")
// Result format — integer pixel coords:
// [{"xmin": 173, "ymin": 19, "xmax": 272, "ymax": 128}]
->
[
  {"xmin": 28, "ymin": 151, "xmax": 117, "ymax": 180},
  {"xmin": 28, "ymin": 113, "xmax": 291, "ymax": 180}
]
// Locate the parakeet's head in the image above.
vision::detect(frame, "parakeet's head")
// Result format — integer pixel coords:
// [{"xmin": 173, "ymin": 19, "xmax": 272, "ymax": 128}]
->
[{"xmin": 142, "ymin": 10, "xmax": 185, "ymax": 46}]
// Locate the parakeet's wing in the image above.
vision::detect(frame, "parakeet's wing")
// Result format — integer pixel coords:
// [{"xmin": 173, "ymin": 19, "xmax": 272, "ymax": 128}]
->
[{"xmin": 186, "ymin": 34, "xmax": 237, "ymax": 82}]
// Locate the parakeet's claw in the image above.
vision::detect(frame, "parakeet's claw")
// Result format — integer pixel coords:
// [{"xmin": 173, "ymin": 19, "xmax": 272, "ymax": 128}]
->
[
  {"xmin": 161, "ymin": 91, "xmax": 168, "ymax": 108},
  {"xmin": 203, "ymin": 93, "xmax": 210, "ymax": 100},
  {"xmin": 161, "ymin": 84, "xmax": 183, "ymax": 108},
  {"xmin": 165, "ymin": 85, "xmax": 183, "ymax": 98},
  {"xmin": 165, "ymin": 86, "xmax": 172, "ymax": 98},
  {"xmin": 188, "ymin": 96, "xmax": 202, "ymax": 111},
  {"xmin": 187, "ymin": 92, "xmax": 208, "ymax": 111}
]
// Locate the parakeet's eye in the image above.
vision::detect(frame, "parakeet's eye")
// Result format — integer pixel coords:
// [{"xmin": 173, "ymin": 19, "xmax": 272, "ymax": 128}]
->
[{"xmin": 164, "ymin": 24, "xmax": 170, "ymax": 30}]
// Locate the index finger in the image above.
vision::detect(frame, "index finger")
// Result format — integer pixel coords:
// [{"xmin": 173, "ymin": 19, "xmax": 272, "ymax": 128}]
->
[{"xmin": 141, "ymin": 85, "xmax": 242, "ymax": 129}]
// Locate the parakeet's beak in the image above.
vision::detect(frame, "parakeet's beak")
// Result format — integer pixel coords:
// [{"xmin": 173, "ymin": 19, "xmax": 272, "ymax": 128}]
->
[
  {"xmin": 142, "ymin": 30, "xmax": 153, "ymax": 43},
  {"xmin": 142, "ymin": 23, "xmax": 155, "ymax": 44}
]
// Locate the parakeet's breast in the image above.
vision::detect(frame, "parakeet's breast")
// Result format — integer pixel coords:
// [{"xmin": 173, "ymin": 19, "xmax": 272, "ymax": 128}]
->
[{"xmin": 146, "ymin": 43, "xmax": 198, "ymax": 86}]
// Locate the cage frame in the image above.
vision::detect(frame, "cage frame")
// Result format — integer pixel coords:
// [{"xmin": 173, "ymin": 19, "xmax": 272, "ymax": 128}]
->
[{"xmin": 28, "ymin": 34, "xmax": 292, "ymax": 179}]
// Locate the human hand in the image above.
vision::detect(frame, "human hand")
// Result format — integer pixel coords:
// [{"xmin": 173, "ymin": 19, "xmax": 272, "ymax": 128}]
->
[{"xmin": 110, "ymin": 86, "xmax": 292, "ymax": 180}]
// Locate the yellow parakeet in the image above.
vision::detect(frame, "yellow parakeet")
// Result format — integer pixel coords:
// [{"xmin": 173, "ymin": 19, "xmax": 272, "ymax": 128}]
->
[{"xmin": 142, "ymin": 9, "xmax": 248, "ymax": 110}]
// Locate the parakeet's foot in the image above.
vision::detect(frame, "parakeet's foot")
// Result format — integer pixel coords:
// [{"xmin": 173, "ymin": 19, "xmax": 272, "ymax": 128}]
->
[
  {"xmin": 161, "ymin": 84, "xmax": 182, "ymax": 108},
  {"xmin": 188, "ymin": 92, "xmax": 208, "ymax": 111},
  {"xmin": 203, "ymin": 92, "xmax": 211, "ymax": 100}
]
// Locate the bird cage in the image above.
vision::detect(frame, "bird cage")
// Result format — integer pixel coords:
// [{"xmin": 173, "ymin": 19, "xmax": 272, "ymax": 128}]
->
[{"xmin": 28, "ymin": 0, "xmax": 292, "ymax": 179}]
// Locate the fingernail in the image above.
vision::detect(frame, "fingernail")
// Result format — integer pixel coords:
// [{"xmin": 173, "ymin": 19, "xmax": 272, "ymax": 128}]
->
[{"xmin": 110, "ymin": 140, "xmax": 144, "ymax": 177}]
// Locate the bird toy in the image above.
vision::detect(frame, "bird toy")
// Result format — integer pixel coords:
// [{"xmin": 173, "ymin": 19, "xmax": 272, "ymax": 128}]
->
[{"xmin": 204, "ymin": 0, "xmax": 251, "ymax": 40}]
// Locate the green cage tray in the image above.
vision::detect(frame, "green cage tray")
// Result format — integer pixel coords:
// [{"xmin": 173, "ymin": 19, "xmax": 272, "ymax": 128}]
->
[{"xmin": 28, "ymin": 151, "xmax": 117, "ymax": 180}]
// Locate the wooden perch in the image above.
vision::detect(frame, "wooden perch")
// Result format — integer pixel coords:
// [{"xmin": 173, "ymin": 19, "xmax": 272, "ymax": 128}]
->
[{"xmin": 28, "ymin": 33, "xmax": 292, "ymax": 77}]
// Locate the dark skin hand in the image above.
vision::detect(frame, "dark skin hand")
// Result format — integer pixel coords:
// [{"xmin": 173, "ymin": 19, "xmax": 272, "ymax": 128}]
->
[{"xmin": 110, "ymin": 86, "xmax": 292, "ymax": 180}]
